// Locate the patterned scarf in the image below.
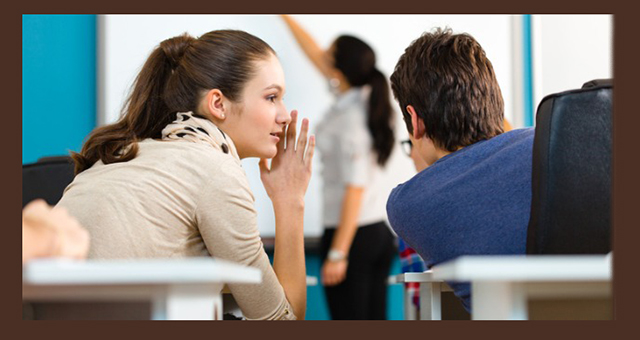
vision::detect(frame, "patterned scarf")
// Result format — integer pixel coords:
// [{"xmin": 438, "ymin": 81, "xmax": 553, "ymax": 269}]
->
[{"xmin": 161, "ymin": 112, "xmax": 238, "ymax": 159}]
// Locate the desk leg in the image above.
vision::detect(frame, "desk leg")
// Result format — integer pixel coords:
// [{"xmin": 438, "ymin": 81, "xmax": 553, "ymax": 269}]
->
[
  {"xmin": 152, "ymin": 284, "xmax": 223, "ymax": 320},
  {"xmin": 403, "ymin": 284, "xmax": 418, "ymax": 320},
  {"xmin": 472, "ymin": 282, "xmax": 527, "ymax": 320},
  {"xmin": 419, "ymin": 282, "xmax": 441, "ymax": 320}
]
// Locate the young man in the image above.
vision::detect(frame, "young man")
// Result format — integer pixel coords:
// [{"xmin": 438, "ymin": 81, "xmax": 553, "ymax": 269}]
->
[{"xmin": 386, "ymin": 28, "xmax": 534, "ymax": 312}]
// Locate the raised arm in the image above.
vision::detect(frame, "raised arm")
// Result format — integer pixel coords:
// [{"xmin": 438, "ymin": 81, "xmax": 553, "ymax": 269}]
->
[
  {"xmin": 198, "ymin": 111, "xmax": 313, "ymax": 320},
  {"xmin": 259, "ymin": 110, "xmax": 315, "ymax": 319},
  {"xmin": 281, "ymin": 15, "xmax": 335, "ymax": 79}
]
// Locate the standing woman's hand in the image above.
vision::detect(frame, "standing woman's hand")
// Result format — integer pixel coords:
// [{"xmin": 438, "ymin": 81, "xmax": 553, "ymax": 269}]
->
[
  {"xmin": 259, "ymin": 110, "xmax": 315, "ymax": 207},
  {"xmin": 322, "ymin": 259, "xmax": 348, "ymax": 286}
]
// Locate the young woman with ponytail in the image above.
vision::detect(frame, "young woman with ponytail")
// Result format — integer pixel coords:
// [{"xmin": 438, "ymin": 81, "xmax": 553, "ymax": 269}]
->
[
  {"xmin": 57, "ymin": 30, "xmax": 315, "ymax": 320},
  {"xmin": 282, "ymin": 16, "xmax": 397, "ymax": 320}
]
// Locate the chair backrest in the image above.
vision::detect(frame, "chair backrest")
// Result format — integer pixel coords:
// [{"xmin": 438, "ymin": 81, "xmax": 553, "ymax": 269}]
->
[
  {"xmin": 22, "ymin": 156, "xmax": 75, "ymax": 208},
  {"xmin": 526, "ymin": 79, "xmax": 612, "ymax": 254}
]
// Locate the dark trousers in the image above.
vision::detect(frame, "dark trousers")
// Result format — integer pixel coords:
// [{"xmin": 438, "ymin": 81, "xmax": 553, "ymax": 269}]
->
[{"xmin": 321, "ymin": 221, "xmax": 397, "ymax": 320}]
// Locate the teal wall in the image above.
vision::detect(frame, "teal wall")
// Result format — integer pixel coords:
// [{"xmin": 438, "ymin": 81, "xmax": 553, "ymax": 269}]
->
[
  {"xmin": 522, "ymin": 15, "xmax": 534, "ymax": 127},
  {"xmin": 22, "ymin": 15, "xmax": 97, "ymax": 164}
]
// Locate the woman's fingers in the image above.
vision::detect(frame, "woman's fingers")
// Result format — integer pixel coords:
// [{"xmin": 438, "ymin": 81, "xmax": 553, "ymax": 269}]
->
[
  {"xmin": 24, "ymin": 199, "xmax": 49, "ymax": 211},
  {"xmin": 262, "ymin": 110, "xmax": 314, "ymax": 202},
  {"xmin": 23, "ymin": 199, "xmax": 51, "ymax": 222},
  {"xmin": 336, "ymin": 271, "xmax": 346, "ymax": 284},
  {"xmin": 276, "ymin": 124, "xmax": 286, "ymax": 157},
  {"xmin": 23, "ymin": 200, "xmax": 91, "ymax": 260},
  {"xmin": 57, "ymin": 218, "xmax": 90, "ymax": 259},
  {"xmin": 286, "ymin": 110, "xmax": 298, "ymax": 151},
  {"xmin": 296, "ymin": 118, "xmax": 309, "ymax": 156},
  {"xmin": 322, "ymin": 262, "xmax": 343, "ymax": 286},
  {"xmin": 325, "ymin": 274, "xmax": 334, "ymax": 286},
  {"xmin": 305, "ymin": 135, "xmax": 315, "ymax": 169},
  {"xmin": 322, "ymin": 265, "xmax": 331, "ymax": 286},
  {"xmin": 324, "ymin": 271, "xmax": 340, "ymax": 286}
]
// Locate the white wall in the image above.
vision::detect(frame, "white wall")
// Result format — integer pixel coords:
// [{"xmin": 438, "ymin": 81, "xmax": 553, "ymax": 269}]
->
[
  {"xmin": 99, "ymin": 14, "xmax": 517, "ymax": 237},
  {"xmin": 532, "ymin": 15, "xmax": 613, "ymax": 110}
]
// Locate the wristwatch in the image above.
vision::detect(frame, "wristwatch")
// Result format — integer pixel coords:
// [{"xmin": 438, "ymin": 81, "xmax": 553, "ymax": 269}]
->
[{"xmin": 327, "ymin": 249, "xmax": 347, "ymax": 262}]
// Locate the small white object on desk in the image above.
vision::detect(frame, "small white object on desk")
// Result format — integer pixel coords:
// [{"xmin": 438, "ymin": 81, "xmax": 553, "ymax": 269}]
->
[
  {"xmin": 431, "ymin": 255, "xmax": 611, "ymax": 320},
  {"xmin": 23, "ymin": 257, "xmax": 262, "ymax": 320}
]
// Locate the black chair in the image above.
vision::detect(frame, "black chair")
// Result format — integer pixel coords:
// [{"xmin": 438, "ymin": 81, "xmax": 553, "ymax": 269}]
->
[
  {"xmin": 22, "ymin": 156, "xmax": 75, "ymax": 208},
  {"xmin": 527, "ymin": 79, "xmax": 612, "ymax": 254}
]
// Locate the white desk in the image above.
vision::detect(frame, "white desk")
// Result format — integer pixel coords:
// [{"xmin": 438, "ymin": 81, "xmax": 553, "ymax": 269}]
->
[
  {"xmin": 431, "ymin": 255, "xmax": 612, "ymax": 320},
  {"xmin": 392, "ymin": 271, "xmax": 452, "ymax": 320},
  {"xmin": 23, "ymin": 257, "xmax": 262, "ymax": 320}
]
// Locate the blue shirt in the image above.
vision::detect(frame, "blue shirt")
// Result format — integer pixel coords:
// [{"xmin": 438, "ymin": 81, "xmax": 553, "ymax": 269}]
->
[{"xmin": 386, "ymin": 128, "xmax": 535, "ymax": 311}]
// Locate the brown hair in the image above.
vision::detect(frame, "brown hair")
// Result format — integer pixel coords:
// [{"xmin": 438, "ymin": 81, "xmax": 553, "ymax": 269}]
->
[
  {"xmin": 71, "ymin": 30, "xmax": 275, "ymax": 174},
  {"xmin": 333, "ymin": 35, "xmax": 395, "ymax": 166},
  {"xmin": 390, "ymin": 28, "xmax": 504, "ymax": 152}
]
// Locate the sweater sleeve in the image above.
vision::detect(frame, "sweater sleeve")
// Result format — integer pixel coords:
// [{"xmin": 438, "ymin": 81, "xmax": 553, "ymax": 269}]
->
[{"xmin": 195, "ymin": 158, "xmax": 296, "ymax": 320}]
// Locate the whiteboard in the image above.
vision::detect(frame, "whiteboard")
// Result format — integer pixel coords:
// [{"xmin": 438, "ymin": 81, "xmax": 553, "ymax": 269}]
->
[
  {"xmin": 98, "ymin": 14, "xmax": 516, "ymax": 237},
  {"xmin": 531, "ymin": 14, "xmax": 613, "ymax": 109}
]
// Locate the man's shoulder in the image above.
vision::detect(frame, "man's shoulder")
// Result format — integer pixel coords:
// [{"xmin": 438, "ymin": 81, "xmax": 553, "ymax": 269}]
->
[
  {"xmin": 494, "ymin": 127, "xmax": 535, "ymax": 145},
  {"xmin": 446, "ymin": 128, "xmax": 535, "ymax": 163},
  {"xmin": 486, "ymin": 128, "xmax": 536, "ymax": 158},
  {"xmin": 502, "ymin": 127, "xmax": 535, "ymax": 139},
  {"xmin": 387, "ymin": 170, "xmax": 435, "ymax": 215},
  {"xmin": 387, "ymin": 128, "xmax": 535, "ymax": 216}
]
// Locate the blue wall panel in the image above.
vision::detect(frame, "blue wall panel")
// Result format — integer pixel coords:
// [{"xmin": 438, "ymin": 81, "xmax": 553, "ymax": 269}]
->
[
  {"xmin": 22, "ymin": 15, "xmax": 96, "ymax": 164},
  {"xmin": 522, "ymin": 15, "xmax": 534, "ymax": 127}
]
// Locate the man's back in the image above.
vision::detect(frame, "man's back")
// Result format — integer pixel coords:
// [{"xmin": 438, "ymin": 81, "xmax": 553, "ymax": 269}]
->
[{"xmin": 386, "ymin": 128, "xmax": 535, "ymax": 311}]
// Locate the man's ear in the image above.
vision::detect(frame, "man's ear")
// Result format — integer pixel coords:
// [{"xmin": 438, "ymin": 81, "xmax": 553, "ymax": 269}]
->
[
  {"xmin": 204, "ymin": 89, "xmax": 227, "ymax": 120},
  {"xmin": 407, "ymin": 105, "xmax": 426, "ymax": 140}
]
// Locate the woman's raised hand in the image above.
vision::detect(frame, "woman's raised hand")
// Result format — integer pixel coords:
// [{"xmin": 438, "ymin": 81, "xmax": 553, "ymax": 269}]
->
[{"xmin": 259, "ymin": 110, "xmax": 315, "ymax": 207}]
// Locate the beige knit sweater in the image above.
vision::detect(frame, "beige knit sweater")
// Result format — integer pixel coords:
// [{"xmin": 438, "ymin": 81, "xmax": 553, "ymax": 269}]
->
[{"xmin": 57, "ymin": 117, "xmax": 295, "ymax": 320}]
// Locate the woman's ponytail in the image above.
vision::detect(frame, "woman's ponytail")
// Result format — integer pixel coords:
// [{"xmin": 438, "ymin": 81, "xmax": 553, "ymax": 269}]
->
[
  {"xmin": 367, "ymin": 68, "xmax": 395, "ymax": 166},
  {"xmin": 71, "ymin": 34, "xmax": 194, "ymax": 174},
  {"xmin": 333, "ymin": 35, "xmax": 395, "ymax": 167}
]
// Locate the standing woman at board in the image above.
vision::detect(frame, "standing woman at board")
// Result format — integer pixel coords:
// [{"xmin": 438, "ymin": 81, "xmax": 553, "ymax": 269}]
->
[
  {"xmin": 282, "ymin": 16, "xmax": 397, "ymax": 320},
  {"xmin": 57, "ymin": 29, "xmax": 315, "ymax": 320}
]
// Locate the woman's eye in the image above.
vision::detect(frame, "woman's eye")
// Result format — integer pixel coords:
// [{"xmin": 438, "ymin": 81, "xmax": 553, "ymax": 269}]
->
[{"xmin": 267, "ymin": 95, "xmax": 277, "ymax": 103}]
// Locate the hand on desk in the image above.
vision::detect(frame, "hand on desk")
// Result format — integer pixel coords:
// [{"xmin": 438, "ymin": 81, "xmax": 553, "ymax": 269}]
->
[
  {"xmin": 22, "ymin": 199, "xmax": 90, "ymax": 264},
  {"xmin": 322, "ymin": 259, "xmax": 348, "ymax": 286}
]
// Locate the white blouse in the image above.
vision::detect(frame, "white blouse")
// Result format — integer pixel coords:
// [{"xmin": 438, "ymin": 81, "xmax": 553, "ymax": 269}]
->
[{"xmin": 315, "ymin": 87, "xmax": 388, "ymax": 228}]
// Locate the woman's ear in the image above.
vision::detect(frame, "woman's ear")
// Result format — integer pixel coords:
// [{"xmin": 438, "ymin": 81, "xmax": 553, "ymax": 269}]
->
[
  {"xmin": 204, "ymin": 89, "xmax": 227, "ymax": 120},
  {"xmin": 407, "ymin": 105, "xmax": 426, "ymax": 140}
]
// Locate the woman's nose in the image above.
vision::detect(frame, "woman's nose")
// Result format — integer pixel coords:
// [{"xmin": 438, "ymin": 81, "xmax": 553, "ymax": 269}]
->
[{"xmin": 276, "ymin": 105, "xmax": 291, "ymax": 126}]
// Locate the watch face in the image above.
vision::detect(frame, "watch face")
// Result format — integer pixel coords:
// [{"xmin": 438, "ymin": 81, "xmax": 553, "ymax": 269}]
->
[{"xmin": 328, "ymin": 249, "xmax": 346, "ymax": 261}]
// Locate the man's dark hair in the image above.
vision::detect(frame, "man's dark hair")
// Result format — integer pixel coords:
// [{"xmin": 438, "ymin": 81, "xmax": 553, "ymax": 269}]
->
[{"xmin": 390, "ymin": 28, "xmax": 505, "ymax": 152}]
